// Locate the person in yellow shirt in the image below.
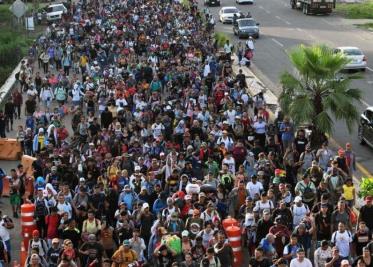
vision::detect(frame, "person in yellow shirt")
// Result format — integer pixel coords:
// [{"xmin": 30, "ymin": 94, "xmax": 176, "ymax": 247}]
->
[
  {"xmin": 342, "ymin": 178, "xmax": 355, "ymax": 208},
  {"xmin": 111, "ymin": 240, "xmax": 138, "ymax": 267}
]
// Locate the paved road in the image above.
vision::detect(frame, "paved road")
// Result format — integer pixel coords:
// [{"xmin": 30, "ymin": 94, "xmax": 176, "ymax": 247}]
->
[{"xmin": 203, "ymin": 0, "xmax": 373, "ymax": 175}]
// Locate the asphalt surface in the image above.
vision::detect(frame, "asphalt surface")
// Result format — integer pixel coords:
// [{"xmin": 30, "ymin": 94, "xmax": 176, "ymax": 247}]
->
[{"xmin": 203, "ymin": 0, "xmax": 373, "ymax": 175}]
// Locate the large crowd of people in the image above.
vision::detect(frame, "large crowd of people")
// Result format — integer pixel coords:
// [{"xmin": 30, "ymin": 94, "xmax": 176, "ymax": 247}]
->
[{"xmin": 0, "ymin": 0, "xmax": 372, "ymax": 266}]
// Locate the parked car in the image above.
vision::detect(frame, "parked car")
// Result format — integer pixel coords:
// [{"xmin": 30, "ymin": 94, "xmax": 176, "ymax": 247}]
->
[
  {"xmin": 204, "ymin": 0, "xmax": 220, "ymax": 6},
  {"xmin": 334, "ymin": 46, "xmax": 367, "ymax": 71},
  {"xmin": 236, "ymin": 0, "xmax": 254, "ymax": 4},
  {"xmin": 46, "ymin": 3, "xmax": 67, "ymax": 22},
  {"xmin": 359, "ymin": 107, "xmax": 373, "ymax": 147},
  {"xmin": 233, "ymin": 18, "xmax": 260, "ymax": 38},
  {"xmin": 219, "ymin": 6, "xmax": 241, "ymax": 23}
]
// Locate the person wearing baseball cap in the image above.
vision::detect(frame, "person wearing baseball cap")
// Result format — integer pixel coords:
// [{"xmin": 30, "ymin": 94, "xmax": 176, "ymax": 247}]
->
[
  {"xmin": 111, "ymin": 239, "xmax": 138, "ymax": 266},
  {"xmin": 27, "ymin": 230, "xmax": 49, "ymax": 258}
]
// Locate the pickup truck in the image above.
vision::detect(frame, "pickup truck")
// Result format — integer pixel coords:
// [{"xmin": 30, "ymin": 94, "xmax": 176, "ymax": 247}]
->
[{"xmin": 290, "ymin": 0, "xmax": 335, "ymax": 15}]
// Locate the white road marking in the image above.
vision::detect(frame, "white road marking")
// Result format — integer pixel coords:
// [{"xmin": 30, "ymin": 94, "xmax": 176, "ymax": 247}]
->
[
  {"xmin": 308, "ymin": 34, "xmax": 316, "ymax": 39},
  {"xmin": 275, "ymin": 15, "xmax": 281, "ymax": 20},
  {"xmin": 265, "ymin": 10, "xmax": 271, "ymax": 14},
  {"xmin": 367, "ymin": 81, "xmax": 373, "ymax": 84},
  {"xmin": 259, "ymin": 5, "xmax": 264, "ymax": 8},
  {"xmin": 284, "ymin": 20, "xmax": 291, "ymax": 25},
  {"xmin": 296, "ymin": 27, "xmax": 303, "ymax": 32},
  {"xmin": 271, "ymin": 38, "xmax": 284, "ymax": 47},
  {"xmin": 357, "ymin": 35, "xmax": 366, "ymax": 41},
  {"xmin": 321, "ymin": 18, "xmax": 333, "ymax": 26},
  {"xmin": 275, "ymin": 15, "xmax": 291, "ymax": 25},
  {"xmin": 367, "ymin": 67, "xmax": 373, "ymax": 72},
  {"xmin": 361, "ymin": 99, "xmax": 370, "ymax": 108}
]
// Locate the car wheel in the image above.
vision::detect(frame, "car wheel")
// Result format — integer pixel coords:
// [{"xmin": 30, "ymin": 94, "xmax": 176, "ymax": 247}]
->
[
  {"xmin": 359, "ymin": 125, "xmax": 366, "ymax": 145},
  {"xmin": 361, "ymin": 68, "xmax": 366, "ymax": 72},
  {"xmin": 256, "ymin": 33, "xmax": 260, "ymax": 39}
]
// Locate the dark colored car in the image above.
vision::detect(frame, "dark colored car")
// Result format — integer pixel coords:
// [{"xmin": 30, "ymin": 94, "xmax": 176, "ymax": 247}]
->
[
  {"xmin": 359, "ymin": 107, "xmax": 373, "ymax": 147},
  {"xmin": 233, "ymin": 18, "xmax": 260, "ymax": 39},
  {"xmin": 204, "ymin": 0, "xmax": 220, "ymax": 6}
]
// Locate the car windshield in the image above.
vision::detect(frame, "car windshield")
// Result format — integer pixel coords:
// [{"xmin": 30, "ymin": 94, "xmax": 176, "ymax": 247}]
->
[
  {"xmin": 239, "ymin": 20, "xmax": 256, "ymax": 27},
  {"xmin": 343, "ymin": 49, "xmax": 363, "ymax": 56},
  {"xmin": 47, "ymin": 6, "xmax": 64, "ymax": 12},
  {"xmin": 224, "ymin": 8, "xmax": 238, "ymax": 13}
]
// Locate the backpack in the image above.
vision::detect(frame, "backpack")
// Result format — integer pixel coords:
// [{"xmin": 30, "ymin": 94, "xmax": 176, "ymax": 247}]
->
[
  {"xmin": 0, "ymin": 239, "xmax": 5, "ymax": 260},
  {"xmin": 35, "ymin": 199, "xmax": 48, "ymax": 217},
  {"xmin": 332, "ymin": 230, "xmax": 351, "ymax": 245},
  {"xmin": 301, "ymin": 183, "xmax": 315, "ymax": 200},
  {"xmin": 221, "ymin": 174, "xmax": 233, "ymax": 191}
]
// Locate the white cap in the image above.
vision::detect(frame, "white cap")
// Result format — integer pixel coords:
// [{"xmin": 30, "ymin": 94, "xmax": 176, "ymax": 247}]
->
[
  {"xmin": 294, "ymin": 196, "xmax": 302, "ymax": 203},
  {"xmin": 142, "ymin": 202, "xmax": 149, "ymax": 210},
  {"xmin": 79, "ymin": 177, "xmax": 85, "ymax": 182},
  {"xmin": 134, "ymin": 166, "xmax": 141, "ymax": 171},
  {"xmin": 181, "ymin": 230, "xmax": 189, "ymax": 237}
]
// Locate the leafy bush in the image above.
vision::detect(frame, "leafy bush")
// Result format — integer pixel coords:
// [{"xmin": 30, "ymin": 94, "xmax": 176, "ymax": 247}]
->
[
  {"xmin": 214, "ymin": 32, "xmax": 229, "ymax": 48},
  {"xmin": 359, "ymin": 177, "xmax": 373, "ymax": 198},
  {"xmin": 336, "ymin": 1, "xmax": 373, "ymax": 19}
]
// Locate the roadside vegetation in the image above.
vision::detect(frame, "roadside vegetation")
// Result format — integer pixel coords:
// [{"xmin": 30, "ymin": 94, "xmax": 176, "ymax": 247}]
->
[
  {"xmin": 336, "ymin": 0, "xmax": 373, "ymax": 19},
  {"xmin": 355, "ymin": 22, "xmax": 373, "ymax": 30},
  {"xmin": 0, "ymin": 4, "xmax": 37, "ymax": 86},
  {"xmin": 279, "ymin": 44, "xmax": 362, "ymax": 149}
]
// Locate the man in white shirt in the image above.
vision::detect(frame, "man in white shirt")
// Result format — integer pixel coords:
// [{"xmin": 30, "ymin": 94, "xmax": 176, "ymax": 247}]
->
[
  {"xmin": 314, "ymin": 240, "xmax": 332, "ymax": 267},
  {"xmin": 290, "ymin": 248, "xmax": 313, "ymax": 267},
  {"xmin": 151, "ymin": 118, "xmax": 165, "ymax": 139},
  {"xmin": 331, "ymin": 222, "xmax": 352, "ymax": 259},
  {"xmin": 246, "ymin": 175, "xmax": 264, "ymax": 199}
]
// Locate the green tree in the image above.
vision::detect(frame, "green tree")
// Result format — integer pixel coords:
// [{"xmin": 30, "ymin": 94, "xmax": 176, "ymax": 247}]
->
[{"xmin": 279, "ymin": 44, "xmax": 362, "ymax": 148}]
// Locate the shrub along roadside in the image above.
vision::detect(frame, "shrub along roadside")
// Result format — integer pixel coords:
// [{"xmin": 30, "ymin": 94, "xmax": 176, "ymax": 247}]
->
[
  {"xmin": 0, "ymin": 4, "xmax": 35, "ymax": 86},
  {"xmin": 335, "ymin": 0, "xmax": 373, "ymax": 19}
]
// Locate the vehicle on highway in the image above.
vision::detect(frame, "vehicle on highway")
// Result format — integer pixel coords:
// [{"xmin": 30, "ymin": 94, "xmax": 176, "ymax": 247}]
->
[
  {"xmin": 204, "ymin": 0, "xmax": 220, "ymax": 6},
  {"xmin": 359, "ymin": 107, "xmax": 373, "ymax": 147},
  {"xmin": 290, "ymin": 0, "xmax": 335, "ymax": 15},
  {"xmin": 233, "ymin": 18, "xmax": 260, "ymax": 38},
  {"xmin": 236, "ymin": 0, "xmax": 254, "ymax": 5},
  {"xmin": 46, "ymin": 3, "xmax": 67, "ymax": 22},
  {"xmin": 219, "ymin": 6, "xmax": 241, "ymax": 23},
  {"xmin": 334, "ymin": 47, "xmax": 367, "ymax": 71}
]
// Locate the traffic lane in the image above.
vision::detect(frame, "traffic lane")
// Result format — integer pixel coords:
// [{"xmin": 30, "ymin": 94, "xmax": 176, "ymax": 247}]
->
[
  {"xmin": 204, "ymin": 0, "xmax": 373, "ymax": 174},
  {"xmin": 331, "ymin": 111, "xmax": 373, "ymax": 176},
  {"xmin": 257, "ymin": 0, "xmax": 373, "ymax": 71}
]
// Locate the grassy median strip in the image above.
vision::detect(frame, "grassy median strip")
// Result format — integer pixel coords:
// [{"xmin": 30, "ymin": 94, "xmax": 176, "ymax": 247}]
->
[{"xmin": 335, "ymin": 0, "xmax": 373, "ymax": 19}]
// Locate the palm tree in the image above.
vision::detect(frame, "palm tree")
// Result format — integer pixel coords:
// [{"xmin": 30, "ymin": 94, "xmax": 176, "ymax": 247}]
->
[{"xmin": 279, "ymin": 44, "xmax": 362, "ymax": 148}]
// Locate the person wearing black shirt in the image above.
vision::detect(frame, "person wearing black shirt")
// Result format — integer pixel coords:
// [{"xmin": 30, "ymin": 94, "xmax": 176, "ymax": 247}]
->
[
  {"xmin": 293, "ymin": 129, "xmax": 308, "ymax": 155},
  {"xmin": 25, "ymin": 96, "xmax": 36, "ymax": 116},
  {"xmin": 352, "ymin": 222, "xmax": 371, "ymax": 257},
  {"xmin": 62, "ymin": 219, "xmax": 81, "ymax": 249},
  {"xmin": 89, "ymin": 185, "xmax": 105, "ymax": 217},
  {"xmin": 249, "ymin": 247, "xmax": 272, "ymax": 267},
  {"xmin": 359, "ymin": 196, "xmax": 373, "ymax": 231},
  {"xmin": 88, "ymin": 118, "xmax": 100, "ymax": 137},
  {"xmin": 154, "ymin": 244, "xmax": 176, "ymax": 267},
  {"xmin": 256, "ymin": 210, "xmax": 274, "ymax": 245},
  {"xmin": 214, "ymin": 232, "xmax": 234, "ymax": 267},
  {"xmin": 46, "ymin": 238, "xmax": 61, "ymax": 267},
  {"xmin": 4, "ymin": 98, "xmax": 15, "ymax": 132},
  {"xmin": 79, "ymin": 234, "xmax": 106, "ymax": 267},
  {"xmin": 0, "ymin": 110, "xmax": 6, "ymax": 138},
  {"xmin": 314, "ymin": 204, "xmax": 332, "ymax": 241},
  {"xmin": 100, "ymin": 107, "xmax": 113, "ymax": 129}
]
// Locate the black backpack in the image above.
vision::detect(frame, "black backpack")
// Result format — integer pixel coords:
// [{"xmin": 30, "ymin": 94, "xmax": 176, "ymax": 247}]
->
[
  {"xmin": 0, "ymin": 238, "xmax": 5, "ymax": 260},
  {"xmin": 35, "ymin": 199, "xmax": 48, "ymax": 217}
]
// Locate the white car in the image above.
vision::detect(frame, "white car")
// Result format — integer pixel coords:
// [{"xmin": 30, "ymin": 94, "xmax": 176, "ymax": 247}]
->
[
  {"xmin": 46, "ymin": 3, "xmax": 67, "ymax": 22},
  {"xmin": 334, "ymin": 46, "xmax": 367, "ymax": 71},
  {"xmin": 219, "ymin": 7, "xmax": 241, "ymax": 23},
  {"xmin": 236, "ymin": 0, "xmax": 254, "ymax": 4}
]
